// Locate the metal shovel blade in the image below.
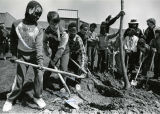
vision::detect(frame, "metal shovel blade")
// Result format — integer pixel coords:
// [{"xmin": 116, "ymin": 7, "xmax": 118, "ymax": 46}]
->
[{"xmin": 131, "ymin": 80, "xmax": 137, "ymax": 86}]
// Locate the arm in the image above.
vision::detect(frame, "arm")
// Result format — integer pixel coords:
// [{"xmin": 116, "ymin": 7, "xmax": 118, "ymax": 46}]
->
[
  {"xmin": 10, "ymin": 23, "xmax": 18, "ymax": 57},
  {"xmin": 107, "ymin": 31, "xmax": 119, "ymax": 39},
  {"xmin": 77, "ymin": 36, "xmax": 86, "ymax": 68},
  {"xmin": 43, "ymin": 32, "xmax": 50, "ymax": 57},
  {"xmin": 35, "ymin": 28, "xmax": 44, "ymax": 65},
  {"xmin": 106, "ymin": 11, "xmax": 124, "ymax": 26},
  {"xmin": 52, "ymin": 31, "xmax": 69, "ymax": 65}
]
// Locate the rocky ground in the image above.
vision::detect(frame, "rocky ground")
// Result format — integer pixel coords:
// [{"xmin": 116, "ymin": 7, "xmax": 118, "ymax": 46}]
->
[{"xmin": 0, "ymin": 55, "xmax": 160, "ymax": 114}]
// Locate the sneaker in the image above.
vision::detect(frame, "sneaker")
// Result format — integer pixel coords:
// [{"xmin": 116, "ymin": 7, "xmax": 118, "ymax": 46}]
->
[
  {"xmin": 2, "ymin": 100, "xmax": 13, "ymax": 112},
  {"xmin": 33, "ymin": 98, "xmax": 46, "ymax": 109}
]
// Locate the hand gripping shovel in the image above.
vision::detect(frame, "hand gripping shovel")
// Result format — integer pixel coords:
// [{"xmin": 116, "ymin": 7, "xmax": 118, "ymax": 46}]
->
[{"xmin": 131, "ymin": 53, "xmax": 147, "ymax": 86}]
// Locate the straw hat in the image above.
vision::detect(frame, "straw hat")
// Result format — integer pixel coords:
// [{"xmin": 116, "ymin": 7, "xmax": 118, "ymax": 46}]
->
[{"xmin": 128, "ymin": 19, "xmax": 139, "ymax": 24}]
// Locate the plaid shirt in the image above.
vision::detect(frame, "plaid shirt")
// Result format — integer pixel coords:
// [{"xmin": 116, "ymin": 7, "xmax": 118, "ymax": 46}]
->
[{"xmin": 69, "ymin": 34, "xmax": 86, "ymax": 67}]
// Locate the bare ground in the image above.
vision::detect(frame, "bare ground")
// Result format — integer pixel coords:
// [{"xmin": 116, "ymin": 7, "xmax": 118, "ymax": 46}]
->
[{"xmin": 1, "ymin": 57, "xmax": 160, "ymax": 114}]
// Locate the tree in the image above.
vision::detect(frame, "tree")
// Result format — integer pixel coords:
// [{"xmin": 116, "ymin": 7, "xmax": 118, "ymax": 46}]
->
[{"xmin": 119, "ymin": 0, "xmax": 130, "ymax": 89}]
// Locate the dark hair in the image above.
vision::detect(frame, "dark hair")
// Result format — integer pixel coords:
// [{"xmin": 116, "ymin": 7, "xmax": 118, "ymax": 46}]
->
[
  {"xmin": 90, "ymin": 23, "xmax": 97, "ymax": 28},
  {"xmin": 80, "ymin": 23, "xmax": 88, "ymax": 30},
  {"xmin": 100, "ymin": 21, "xmax": 106, "ymax": 34},
  {"xmin": 25, "ymin": 1, "xmax": 42, "ymax": 19},
  {"xmin": 68, "ymin": 22, "xmax": 77, "ymax": 30},
  {"xmin": 47, "ymin": 11, "xmax": 60, "ymax": 23}
]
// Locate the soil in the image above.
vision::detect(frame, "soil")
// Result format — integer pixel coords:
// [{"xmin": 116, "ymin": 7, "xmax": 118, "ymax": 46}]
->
[{"xmin": 1, "ymin": 56, "xmax": 160, "ymax": 114}]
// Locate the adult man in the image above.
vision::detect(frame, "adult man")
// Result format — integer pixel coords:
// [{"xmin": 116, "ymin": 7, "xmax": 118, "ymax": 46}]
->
[
  {"xmin": 142, "ymin": 18, "xmax": 159, "ymax": 76},
  {"xmin": 2, "ymin": 1, "xmax": 45, "ymax": 112},
  {"xmin": 124, "ymin": 19, "xmax": 143, "ymax": 38}
]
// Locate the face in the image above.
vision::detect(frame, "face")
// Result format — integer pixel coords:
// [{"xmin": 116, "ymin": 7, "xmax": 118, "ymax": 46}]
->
[
  {"xmin": 90, "ymin": 26, "xmax": 96, "ymax": 32},
  {"xmin": 49, "ymin": 19, "xmax": 60, "ymax": 31},
  {"xmin": 147, "ymin": 21, "xmax": 154, "ymax": 29},
  {"xmin": 28, "ymin": 5, "xmax": 42, "ymax": 22},
  {"xmin": 81, "ymin": 27, "xmax": 88, "ymax": 35},
  {"xmin": 69, "ymin": 27, "xmax": 77, "ymax": 38}
]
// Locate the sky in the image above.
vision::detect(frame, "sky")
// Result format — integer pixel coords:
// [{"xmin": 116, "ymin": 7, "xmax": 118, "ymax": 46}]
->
[{"xmin": 0, "ymin": 0, "xmax": 160, "ymax": 30}]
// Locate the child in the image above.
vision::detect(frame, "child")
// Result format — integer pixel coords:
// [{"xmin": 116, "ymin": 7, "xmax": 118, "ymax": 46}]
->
[
  {"xmin": 87, "ymin": 23, "xmax": 99, "ymax": 71},
  {"xmin": 2, "ymin": 1, "xmax": 45, "ymax": 112},
  {"xmin": 67, "ymin": 22, "xmax": 86, "ymax": 86},
  {"xmin": 123, "ymin": 28, "xmax": 139, "ymax": 78},
  {"xmin": 97, "ymin": 21, "xmax": 119, "ymax": 73},
  {"xmin": 43, "ymin": 11, "xmax": 69, "ymax": 90}
]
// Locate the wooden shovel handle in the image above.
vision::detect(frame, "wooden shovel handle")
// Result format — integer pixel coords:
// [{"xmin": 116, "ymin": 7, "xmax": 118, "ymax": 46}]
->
[
  {"xmin": 149, "ymin": 52, "xmax": 156, "ymax": 71},
  {"xmin": 15, "ymin": 60, "xmax": 85, "ymax": 79}
]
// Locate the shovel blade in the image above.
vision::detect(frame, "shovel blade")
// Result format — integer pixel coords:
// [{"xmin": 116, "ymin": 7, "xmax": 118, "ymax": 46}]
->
[{"xmin": 131, "ymin": 80, "xmax": 137, "ymax": 86}]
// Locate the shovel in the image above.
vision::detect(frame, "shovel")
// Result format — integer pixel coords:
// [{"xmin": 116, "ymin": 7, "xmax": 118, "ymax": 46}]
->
[
  {"xmin": 131, "ymin": 53, "xmax": 147, "ymax": 86},
  {"xmin": 15, "ymin": 59, "xmax": 84, "ymax": 78},
  {"xmin": 145, "ymin": 52, "xmax": 156, "ymax": 89}
]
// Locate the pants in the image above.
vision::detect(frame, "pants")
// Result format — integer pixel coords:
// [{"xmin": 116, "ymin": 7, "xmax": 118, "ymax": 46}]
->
[
  {"xmin": 0, "ymin": 42, "xmax": 9, "ymax": 57},
  {"xmin": 7, "ymin": 50, "xmax": 43, "ymax": 102},
  {"xmin": 43, "ymin": 52, "xmax": 69, "ymax": 88},
  {"xmin": 87, "ymin": 46, "xmax": 97, "ymax": 71},
  {"xmin": 142, "ymin": 51, "xmax": 153, "ymax": 76},
  {"xmin": 154, "ymin": 53, "xmax": 160, "ymax": 78},
  {"xmin": 125, "ymin": 52, "xmax": 138, "ymax": 74},
  {"xmin": 97, "ymin": 50, "xmax": 106, "ymax": 73}
]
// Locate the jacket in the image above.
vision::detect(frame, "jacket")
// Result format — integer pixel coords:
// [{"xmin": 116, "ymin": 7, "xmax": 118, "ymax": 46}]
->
[{"xmin": 43, "ymin": 25, "xmax": 69, "ymax": 64}]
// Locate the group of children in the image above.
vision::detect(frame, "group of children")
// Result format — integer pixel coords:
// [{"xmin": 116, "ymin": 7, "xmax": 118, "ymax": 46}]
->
[{"xmin": 2, "ymin": 0, "xmax": 160, "ymax": 112}]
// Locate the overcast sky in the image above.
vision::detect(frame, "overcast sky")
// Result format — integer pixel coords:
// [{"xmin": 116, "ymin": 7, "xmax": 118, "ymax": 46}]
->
[{"xmin": 0, "ymin": 0, "xmax": 160, "ymax": 30}]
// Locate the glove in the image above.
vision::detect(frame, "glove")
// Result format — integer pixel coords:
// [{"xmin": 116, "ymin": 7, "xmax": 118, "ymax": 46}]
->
[{"xmin": 10, "ymin": 56, "xmax": 17, "ymax": 63}]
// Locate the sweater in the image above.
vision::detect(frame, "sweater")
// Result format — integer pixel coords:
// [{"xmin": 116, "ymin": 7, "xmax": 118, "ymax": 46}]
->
[{"xmin": 10, "ymin": 19, "xmax": 43, "ymax": 65}]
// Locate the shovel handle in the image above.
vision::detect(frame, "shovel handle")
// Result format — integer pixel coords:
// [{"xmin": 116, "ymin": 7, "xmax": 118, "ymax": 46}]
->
[
  {"xmin": 134, "ymin": 54, "xmax": 147, "ymax": 80},
  {"xmin": 54, "ymin": 66, "xmax": 71, "ymax": 96},
  {"xmin": 15, "ymin": 60, "xmax": 85, "ymax": 79},
  {"xmin": 149, "ymin": 52, "xmax": 156, "ymax": 71},
  {"xmin": 70, "ymin": 58, "xmax": 87, "ymax": 74}
]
